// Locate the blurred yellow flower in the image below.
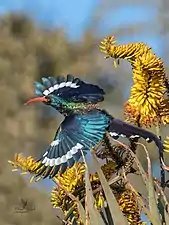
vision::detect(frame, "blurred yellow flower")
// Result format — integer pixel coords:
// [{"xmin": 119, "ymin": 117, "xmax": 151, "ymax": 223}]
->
[{"xmin": 100, "ymin": 36, "xmax": 169, "ymax": 127}]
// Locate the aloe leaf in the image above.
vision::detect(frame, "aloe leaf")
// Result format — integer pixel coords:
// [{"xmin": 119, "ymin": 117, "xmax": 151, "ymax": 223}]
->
[
  {"xmin": 142, "ymin": 144, "xmax": 161, "ymax": 225},
  {"xmin": 91, "ymin": 151, "xmax": 128, "ymax": 225},
  {"xmin": 82, "ymin": 151, "xmax": 105, "ymax": 225},
  {"xmin": 154, "ymin": 179, "xmax": 169, "ymax": 225}
]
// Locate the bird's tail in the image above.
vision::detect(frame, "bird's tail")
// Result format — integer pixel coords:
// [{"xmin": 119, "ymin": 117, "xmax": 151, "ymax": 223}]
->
[
  {"xmin": 106, "ymin": 115, "xmax": 165, "ymax": 186},
  {"xmin": 101, "ymin": 110, "xmax": 163, "ymax": 155},
  {"xmin": 108, "ymin": 117, "xmax": 163, "ymax": 154}
]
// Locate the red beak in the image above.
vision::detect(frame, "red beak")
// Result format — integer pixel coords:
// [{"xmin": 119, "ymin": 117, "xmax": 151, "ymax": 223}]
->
[{"xmin": 24, "ymin": 96, "xmax": 49, "ymax": 106}]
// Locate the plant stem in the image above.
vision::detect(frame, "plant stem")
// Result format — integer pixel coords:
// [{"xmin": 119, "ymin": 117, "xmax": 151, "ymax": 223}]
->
[{"xmin": 156, "ymin": 124, "xmax": 165, "ymax": 189}]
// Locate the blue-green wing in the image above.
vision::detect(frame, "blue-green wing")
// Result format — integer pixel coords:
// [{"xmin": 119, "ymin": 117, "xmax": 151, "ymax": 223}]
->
[{"xmin": 34, "ymin": 110, "xmax": 109, "ymax": 179}]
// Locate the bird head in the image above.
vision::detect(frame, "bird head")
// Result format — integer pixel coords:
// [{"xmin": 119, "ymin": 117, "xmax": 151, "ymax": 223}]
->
[
  {"xmin": 25, "ymin": 93, "xmax": 66, "ymax": 110},
  {"xmin": 25, "ymin": 74, "xmax": 105, "ymax": 114}
]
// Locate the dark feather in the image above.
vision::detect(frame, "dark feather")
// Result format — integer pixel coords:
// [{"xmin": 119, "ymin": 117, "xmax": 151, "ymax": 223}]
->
[
  {"xmin": 108, "ymin": 118, "xmax": 163, "ymax": 154},
  {"xmin": 35, "ymin": 165, "xmax": 47, "ymax": 177},
  {"xmin": 43, "ymin": 166, "xmax": 53, "ymax": 179},
  {"xmin": 41, "ymin": 77, "xmax": 51, "ymax": 88},
  {"xmin": 33, "ymin": 74, "xmax": 105, "ymax": 103},
  {"xmin": 50, "ymin": 165, "xmax": 60, "ymax": 178}
]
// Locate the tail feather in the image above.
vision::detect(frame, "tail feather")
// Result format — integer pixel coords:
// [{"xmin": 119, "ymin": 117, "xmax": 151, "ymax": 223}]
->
[
  {"xmin": 108, "ymin": 117, "xmax": 163, "ymax": 154},
  {"xmin": 107, "ymin": 117, "xmax": 165, "ymax": 187}
]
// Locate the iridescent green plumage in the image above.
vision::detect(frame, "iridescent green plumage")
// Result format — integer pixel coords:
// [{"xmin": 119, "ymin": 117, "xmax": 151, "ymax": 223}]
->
[{"xmin": 47, "ymin": 93, "xmax": 99, "ymax": 115}]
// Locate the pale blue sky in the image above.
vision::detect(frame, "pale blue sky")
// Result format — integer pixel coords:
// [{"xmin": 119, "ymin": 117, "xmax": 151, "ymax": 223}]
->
[
  {"xmin": 0, "ymin": 0, "xmax": 162, "ymax": 56},
  {"xmin": 0, "ymin": 0, "xmax": 101, "ymax": 39}
]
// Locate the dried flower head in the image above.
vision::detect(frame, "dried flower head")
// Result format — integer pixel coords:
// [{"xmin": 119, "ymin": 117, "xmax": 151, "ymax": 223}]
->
[{"xmin": 100, "ymin": 36, "xmax": 169, "ymax": 127}]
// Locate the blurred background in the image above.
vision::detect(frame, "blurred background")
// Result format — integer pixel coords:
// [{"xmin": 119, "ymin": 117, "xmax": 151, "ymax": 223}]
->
[{"xmin": 1, "ymin": 0, "xmax": 169, "ymax": 224}]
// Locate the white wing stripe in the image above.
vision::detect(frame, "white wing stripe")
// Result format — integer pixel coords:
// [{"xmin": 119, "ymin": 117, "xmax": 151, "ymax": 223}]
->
[
  {"xmin": 130, "ymin": 135, "xmax": 140, "ymax": 138},
  {"xmin": 49, "ymin": 87, "xmax": 54, "ymax": 92},
  {"xmin": 70, "ymin": 83, "xmax": 79, "ymax": 88},
  {"xmin": 65, "ymin": 81, "xmax": 72, "ymax": 87},
  {"xmin": 59, "ymin": 82, "xmax": 66, "ymax": 88},
  {"xmin": 43, "ymin": 151, "xmax": 48, "ymax": 157},
  {"xmin": 109, "ymin": 132, "xmax": 119, "ymax": 137},
  {"xmin": 43, "ymin": 90, "xmax": 50, "ymax": 96},
  {"xmin": 42, "ymin": 81, "xmax": 80, "ymax": 96},
  {"xmin": 49, "ymin": 158, "xmax": 55, "ymax": 166},
  {"xmin": 120, "ymin": 134, "xmax": 126, "ymax": 138},
  {"xmin": 42, "ymin": 157, "xmax": 47, "ymax": 164},
  {"xmin": 50, "ymin": 139, "xmax": 60, "ymax": 146},
  {"xmin": 53, "ymin": 84, "xmax": 59, "ymax": 90},
  {"xmin": 42, "ymin": 143, "xmax": 83, "ymax": 166}
]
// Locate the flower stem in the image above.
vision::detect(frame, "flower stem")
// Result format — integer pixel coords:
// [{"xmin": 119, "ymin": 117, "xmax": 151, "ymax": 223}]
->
[{"xmin": 156, "ymin": 124, "xmax": 165, "ymax": 189}]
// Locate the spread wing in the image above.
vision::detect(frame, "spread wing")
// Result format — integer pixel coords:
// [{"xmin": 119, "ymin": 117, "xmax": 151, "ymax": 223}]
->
[
  {"xmin": 34, "ymin": 111, "xmax": 109, "ymax": 179},
  {"xmin": 34, "ymin": 74, "xmax": 105, "ymax": 103}
]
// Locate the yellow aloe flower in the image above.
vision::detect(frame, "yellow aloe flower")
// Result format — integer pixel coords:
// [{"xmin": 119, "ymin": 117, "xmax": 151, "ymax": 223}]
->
[
  {"xmin": 94, "ymin": 191, "xmax": 105, "ymax": 209},
  {"xmin": 8, "ymin": 153, "xmax": 43, "ymax": 182},
  {"xmin": 51, "ymin": 160, "xmax": 117, "ymax": 222},
  {"xmin": 100, "ymin": 36, "xmax": 169, "ymax": 127},
  {"xmin": 163, "ymin": 136, "xmax": 169, "ymax": 153},
  {"xmin": 53, "ymin": 162, "xmax": 85, "ymax": 193},
  {"xmin": 117, "ymin": 190, "xmax": 142, "ymax": 225},
  {"xmin": 51, "ymin": 188, "xmax": 67, "ymax": 210},
  {"xmin": 51, "ymin": 162, "xmax": 94, "ymax": 223},
  {"xmin": 8, "ymin": 153, "xmax": 41, "ymax": 173},
  {"xmin": 124, "ymin": 102, "xmax": 158, "ymax": 127}
]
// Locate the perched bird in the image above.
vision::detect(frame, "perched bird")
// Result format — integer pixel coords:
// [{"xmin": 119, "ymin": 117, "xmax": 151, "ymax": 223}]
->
[{"xmin": 25, "ymin": 74, "xmax": 163, "ymax": 179}]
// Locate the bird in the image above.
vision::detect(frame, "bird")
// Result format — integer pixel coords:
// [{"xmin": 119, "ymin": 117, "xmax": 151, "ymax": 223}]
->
[{"xmin": 25, "ymin": 74, "xmax": 164, "ymax": 179}]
